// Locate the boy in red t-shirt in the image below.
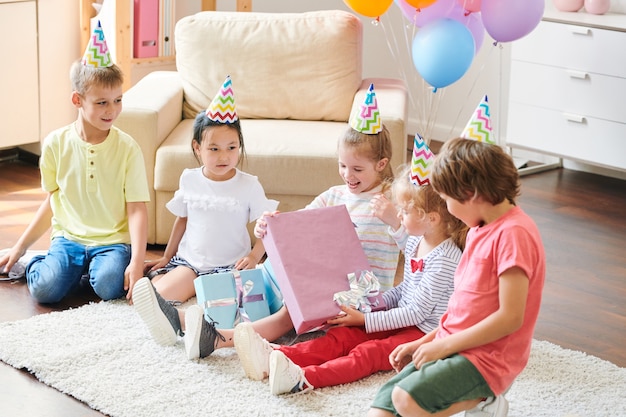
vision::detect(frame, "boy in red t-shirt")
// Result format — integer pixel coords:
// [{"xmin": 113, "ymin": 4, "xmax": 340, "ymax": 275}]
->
[{"xmin": 368, "ymin": 137, "xmax": 546, "ymax": 417}]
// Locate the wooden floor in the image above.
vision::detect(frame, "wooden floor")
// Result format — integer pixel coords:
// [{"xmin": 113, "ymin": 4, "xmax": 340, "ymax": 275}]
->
[{"xmin": 1, "ymin": 159, "xmax": 625, "ymax": 416}]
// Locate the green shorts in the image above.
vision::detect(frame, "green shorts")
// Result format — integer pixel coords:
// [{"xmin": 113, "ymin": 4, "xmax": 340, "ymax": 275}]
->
[{"xmin": 370, "ymin": 354, "xmax": 494, "ymax": 414}]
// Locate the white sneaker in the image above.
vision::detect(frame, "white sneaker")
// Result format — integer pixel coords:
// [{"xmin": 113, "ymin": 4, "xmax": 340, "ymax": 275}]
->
[
  {"xmin": 184, "ymin": 304, "xmax": 225, "ymax": 360},
  {"xmin": 234, "ymin": 322, "xmax": 273, "ymax": 380},
  {"xmin": 465, "ymin": 395, "xmax": 509, "ymax": 417},
  {"xmin": 268, "ymin": 350, "xmax": 313, "ymax": 396},
  {"xmin": 184, "ymin": 305, "xmax": 204, "ymax": 360}
]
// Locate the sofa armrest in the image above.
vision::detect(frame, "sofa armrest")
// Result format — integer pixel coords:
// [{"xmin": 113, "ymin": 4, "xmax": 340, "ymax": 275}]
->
[
  {"xmin": 116, "ymin": 71, "xmax": 184, "ymax": 159},
  {"xmin": 353, "ymin": 78, "xmax": 409, "ymax": 171},
  {"xmin": 114, "ymin": 71, "xmax": 184, "ymax": 244}
]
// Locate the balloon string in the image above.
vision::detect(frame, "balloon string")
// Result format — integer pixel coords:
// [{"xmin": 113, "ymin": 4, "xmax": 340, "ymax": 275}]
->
[
  {"xmin": 379, "ymin": 13, "xmax": 419, "ymax": 116},
  {"xmin": 380, "ymin": 11, "xmax": 436, "ymax": 143},
  {"xmin": 446, "ymin": 42, "xmax": 498, "ymax": 140}
]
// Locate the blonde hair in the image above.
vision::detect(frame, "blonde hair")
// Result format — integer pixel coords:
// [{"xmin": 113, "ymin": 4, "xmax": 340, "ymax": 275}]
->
[
  {"xmin": 70, "ymin": 60, "xmax": 124, "ymax": 95},
  {"xmin": 339, "ymin": 125, "xmax": 394, "ymax": 190},
  {"xmin": 393, "ymin": 165, "xmax": 468, "ymax": 250}
]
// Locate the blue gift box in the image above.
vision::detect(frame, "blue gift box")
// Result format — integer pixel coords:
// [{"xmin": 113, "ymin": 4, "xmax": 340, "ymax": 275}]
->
[
  {"xmin": 193, "ymin": 272, "xmax": 239, "ymax": 329},
  {"xmin": 193, "ymin": 266, "xmax": 282, "ymax": 329},
  {"xmin": 237, "ymin": 269, "xmax": 271, "ymax": 322}
]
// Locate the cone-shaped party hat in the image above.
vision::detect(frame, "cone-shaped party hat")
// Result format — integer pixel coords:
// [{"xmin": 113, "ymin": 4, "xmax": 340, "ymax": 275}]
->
[
  {"xmin": 410, "ymin": 133, "xmax": 434, "ymax": 186},
  {"xmin": 350, "ymin": 83, "xmax": 382, "ymax": 134},
  {"xmin": 206, "ymin": 76, "xmax": 238, "ymax": 123},
  {"xmin": 461, "ymin": 95, "xmax": 494, "ymax": 144},
  {"xmin": 82, "ymin": 21, "xmax": 113, "ymax": 68}
]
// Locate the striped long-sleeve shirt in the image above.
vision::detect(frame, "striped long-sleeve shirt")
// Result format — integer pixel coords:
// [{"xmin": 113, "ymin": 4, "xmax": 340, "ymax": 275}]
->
[
  {"xmin": 306, "ymin": 184, "xmax": 403, "ymax": 291},
  {"xmin": 365, "ymin": 235, "xmax": 461, "ymax": 333}
]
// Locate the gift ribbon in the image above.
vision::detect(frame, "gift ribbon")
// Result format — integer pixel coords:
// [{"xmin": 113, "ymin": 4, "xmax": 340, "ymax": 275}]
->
[
  {"xmin": 203, "ymin": 297, "xmax": 237, "ymax": 308},
  {"xmin": 242, "ymin": 279, "xmax": 265, "ymax": 304},
  {"xmin": 333, "ymin": 270, "xmax": 381, "ymax": 313}
]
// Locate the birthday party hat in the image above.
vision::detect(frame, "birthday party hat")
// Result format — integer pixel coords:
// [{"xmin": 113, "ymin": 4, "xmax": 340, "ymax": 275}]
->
[
  {"xmin": 460, "ymin": 95, "xmax": 494, "ymax": 144},
  {"xmin": 82, "ymin": 21, "xmax": 113, "ymax": 68},
  {"xmin": 409, "ymin": 133, "xmax": 434, "ymax": 186},
  {"xmin": 350, "ymin": 83, "xmax": 382, "ymax": 134},
  {"xmin": 206, "ymin": 76, "xmax": 238, "ymax": 123}
]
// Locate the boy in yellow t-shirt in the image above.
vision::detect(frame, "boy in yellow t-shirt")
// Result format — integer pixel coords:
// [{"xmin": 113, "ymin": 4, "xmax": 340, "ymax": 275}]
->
[{"xmin": 0, "ymin": 22, "xmax": 149, "ymax": 303}]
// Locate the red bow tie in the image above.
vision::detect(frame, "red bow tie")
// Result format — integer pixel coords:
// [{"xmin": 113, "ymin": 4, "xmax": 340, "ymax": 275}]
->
[{"xmin": 411, "ymin": 258, "xmax": 424, "ymax": 273}]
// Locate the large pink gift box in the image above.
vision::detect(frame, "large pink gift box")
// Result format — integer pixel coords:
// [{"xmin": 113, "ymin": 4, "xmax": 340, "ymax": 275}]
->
[{"xmin": 262, "ymin": 205, "xmax": 370, "ymax": 334}]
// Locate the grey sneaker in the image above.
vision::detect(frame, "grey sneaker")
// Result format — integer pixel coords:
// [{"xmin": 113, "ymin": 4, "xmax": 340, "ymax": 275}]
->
[
  {"xmin": 465, "ymin": 395, "xmax": 509, "ymax": 417},
  {"xmin": 132, "ymin": 277, "xmax": 182, "ymax": 346},
  {"xmin": 234, "ymin": 322, "xmax": 273, "ymax": 380},
  {"xmin": 184, "ymin": 304, "xmax": 225, "ymax": 360},
  {"xmin": 268, "ymin": 350, "xmax": 313, "ymax": 396}
]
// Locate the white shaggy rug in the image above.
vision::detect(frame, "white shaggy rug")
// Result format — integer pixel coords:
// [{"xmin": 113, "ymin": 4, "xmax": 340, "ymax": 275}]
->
[{"xmin": 0, "ymin": 300, "xmax": 624, "ymax": 417}]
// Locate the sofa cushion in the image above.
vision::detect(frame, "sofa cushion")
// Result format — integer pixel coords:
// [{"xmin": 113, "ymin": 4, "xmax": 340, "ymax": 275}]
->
[
  {"xmin": 175, "ymin": 10, "xmax": 362, "ymax": 122},
  {"xmin": 154, "ymin": 119, "xmax": 347, "ymax": 197}
]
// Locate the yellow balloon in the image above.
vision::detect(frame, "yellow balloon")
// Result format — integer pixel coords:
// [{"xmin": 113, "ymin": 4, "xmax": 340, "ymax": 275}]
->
[
  {"xmin": 405, "ymin": 0, "xmax": 438, "ymax": 8},
  {"xmin": 343, "ymin": 0, "xmax": 394, "ymax": 18}
]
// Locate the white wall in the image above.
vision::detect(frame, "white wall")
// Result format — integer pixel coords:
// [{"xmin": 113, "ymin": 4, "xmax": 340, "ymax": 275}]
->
[
  {"xmin": 198, "ymin": 0, "xmax": 502, "ymax": 143},
  {"xmin": 212, "ymin": 0, "xmax": 625, "ymax": 179},
  {"xmin": 25, "ymin": 0, "xmax": 624, "ymax": 178}
]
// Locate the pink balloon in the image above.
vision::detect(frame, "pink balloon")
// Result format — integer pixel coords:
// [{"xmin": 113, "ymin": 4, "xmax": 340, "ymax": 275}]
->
[
  {"xmin": 457, "ymin": 0, "xmax": 481, "ymax": 13},
  {"xmin": 481, "ymin": 0, "xmax": 544, "ymax": 43},
  {"xmin": 395, "ymin": 0, "xmax": 485, "ymax": 53}
]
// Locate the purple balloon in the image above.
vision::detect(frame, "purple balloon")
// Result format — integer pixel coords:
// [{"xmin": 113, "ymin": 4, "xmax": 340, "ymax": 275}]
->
[
  {"xmin": 395, "ymin": 0, "xmax": 485, "ymax": 53},
  {"xmin": 481, "ymin": 0, "xmax": 544, "ymax": 43}
]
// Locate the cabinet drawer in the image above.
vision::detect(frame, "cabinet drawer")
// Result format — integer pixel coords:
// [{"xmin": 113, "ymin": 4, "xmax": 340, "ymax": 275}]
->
[
  {"xmin": 509, "ymin": 61, "xmax": 626, "ymax": 124},
  {"xmin": 506, "ymin": 102, "xmax": 626, "ymax": 170},
  {"xmin": 512, "ymin": 21, "xmax": 626, "ymax": 79}
]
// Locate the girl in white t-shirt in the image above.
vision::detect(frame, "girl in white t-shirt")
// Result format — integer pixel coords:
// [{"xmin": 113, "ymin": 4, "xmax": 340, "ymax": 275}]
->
[{"xmin": 132, "ymin": 77, "xmax": 278, "ymax": 345}]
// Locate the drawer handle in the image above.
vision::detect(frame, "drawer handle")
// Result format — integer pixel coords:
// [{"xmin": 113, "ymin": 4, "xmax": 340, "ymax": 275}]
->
[
  {"xmin": 571, "ymin": 27, "xmax": 591, "ymax": 36},
  {"xmin": 563, "ymin": 113, "xmax": 586, "ymax": 123},
  {"xmin": 566, "ymin": 69, "xmax": 589, "ymax": 79}
]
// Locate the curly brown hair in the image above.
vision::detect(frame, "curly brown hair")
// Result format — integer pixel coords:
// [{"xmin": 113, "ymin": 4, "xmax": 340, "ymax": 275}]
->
[{"xmin": 393, "ymin": 165, "xmax": 468, "ymax": 251}]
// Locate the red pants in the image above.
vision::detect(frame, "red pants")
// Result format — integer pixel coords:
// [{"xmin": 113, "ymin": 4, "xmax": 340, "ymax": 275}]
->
[{"xmin": 277, "ymin": 326, "xmax": 425, "ymax": 388}]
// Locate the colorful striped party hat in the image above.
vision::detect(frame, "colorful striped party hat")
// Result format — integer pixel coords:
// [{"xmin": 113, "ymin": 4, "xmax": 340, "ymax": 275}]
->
[
  {"xmin": 410, "ymin": 133, "xmax": 434, "ymax": 186},
  {"xmin": 350, "ymin": 83, "xmax": 382, "ymax": 134},
  {"xmin": 461, "ymin": 95, "xmax": 494, "ymax": 144},
  {"xmin": 206, "ymin": 76, "xmax": 238, "ymax": 123},
  {"xmin": 82, "ymin": 21, "xmax": 113, "ymax": 68}
]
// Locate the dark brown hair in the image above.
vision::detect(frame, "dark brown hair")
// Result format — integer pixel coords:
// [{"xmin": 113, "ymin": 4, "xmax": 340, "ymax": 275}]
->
[
  {"xmin": 191, "ymin": 111, "xmax": 246, "ymax": 166},
  {"xmin": 431, "ymin": 137, "xmax": 520, "ymax": 205}
]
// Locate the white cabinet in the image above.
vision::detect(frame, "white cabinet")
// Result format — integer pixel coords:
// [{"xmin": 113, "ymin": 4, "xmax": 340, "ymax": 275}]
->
[
  {"xmin": 507, "ymin": 12, "xmax": 626, "ymax": 171},
  {"xmin": 0, "ymin": 0, "xmax": 79, "ymax": 153},
  {"xmin": 0, "ymin": 0, "xmax": 39, "ymax": 149}
]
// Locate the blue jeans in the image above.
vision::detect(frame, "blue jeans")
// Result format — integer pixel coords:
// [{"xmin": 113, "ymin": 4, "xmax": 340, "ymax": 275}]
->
[{"xmin": 26, "ymin": 237, "xmax": 131, "ymax": 303}]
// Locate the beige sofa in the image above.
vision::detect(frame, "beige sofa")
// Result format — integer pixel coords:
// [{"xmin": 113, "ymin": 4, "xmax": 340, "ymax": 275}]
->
[{"xmin": 115, "ymin": 10, "xmax": 408, "ymax": 245}]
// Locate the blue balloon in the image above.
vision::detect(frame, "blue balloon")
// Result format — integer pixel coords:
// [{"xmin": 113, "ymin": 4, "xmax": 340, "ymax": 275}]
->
[{"xmin": 412, "ymin": 18, "xmax": 475, "ymax": 90}]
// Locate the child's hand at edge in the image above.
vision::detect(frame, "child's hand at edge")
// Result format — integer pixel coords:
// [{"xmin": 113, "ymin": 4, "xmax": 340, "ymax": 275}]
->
[
  {"xmin": 0, "ymin": 246, "xmax": 26, "ymax": 275},
  {"xmin": 411, "ymin": 338, "xmax": 448, "ymax": 370},
  {"xmin": 143, "ymin": 257, "xmax": 169, "ymax": 275},
  {"xmin": 235, "ymin": 254, "xmax": 259, "ymax": 270},
  {"xmin": 389, "ymin": 340, "xmax": 418, "ymax": 372},
  {"xmin": 253, "ymin": 210, "xmax": 280, "ymax": 239},
  {"xmin": 327, "ymin": 305, "xmax": 365, "ymax": 327},
  {"xmin": 370, "ymin": 194, "xmax": 401, "ymax": 230},
  {"xmin": 125, "ymin": 260, "xmax": 145, "ymax": 302}
]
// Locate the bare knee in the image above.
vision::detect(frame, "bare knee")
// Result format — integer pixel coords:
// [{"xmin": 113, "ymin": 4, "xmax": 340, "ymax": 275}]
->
[
  {"xmin": 366, "ymin": 407, "xmax": 394, "ymax": 417},
  {"xmin": 392, "ymin": 386, "xmax": 429, "ymax": 417}
]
